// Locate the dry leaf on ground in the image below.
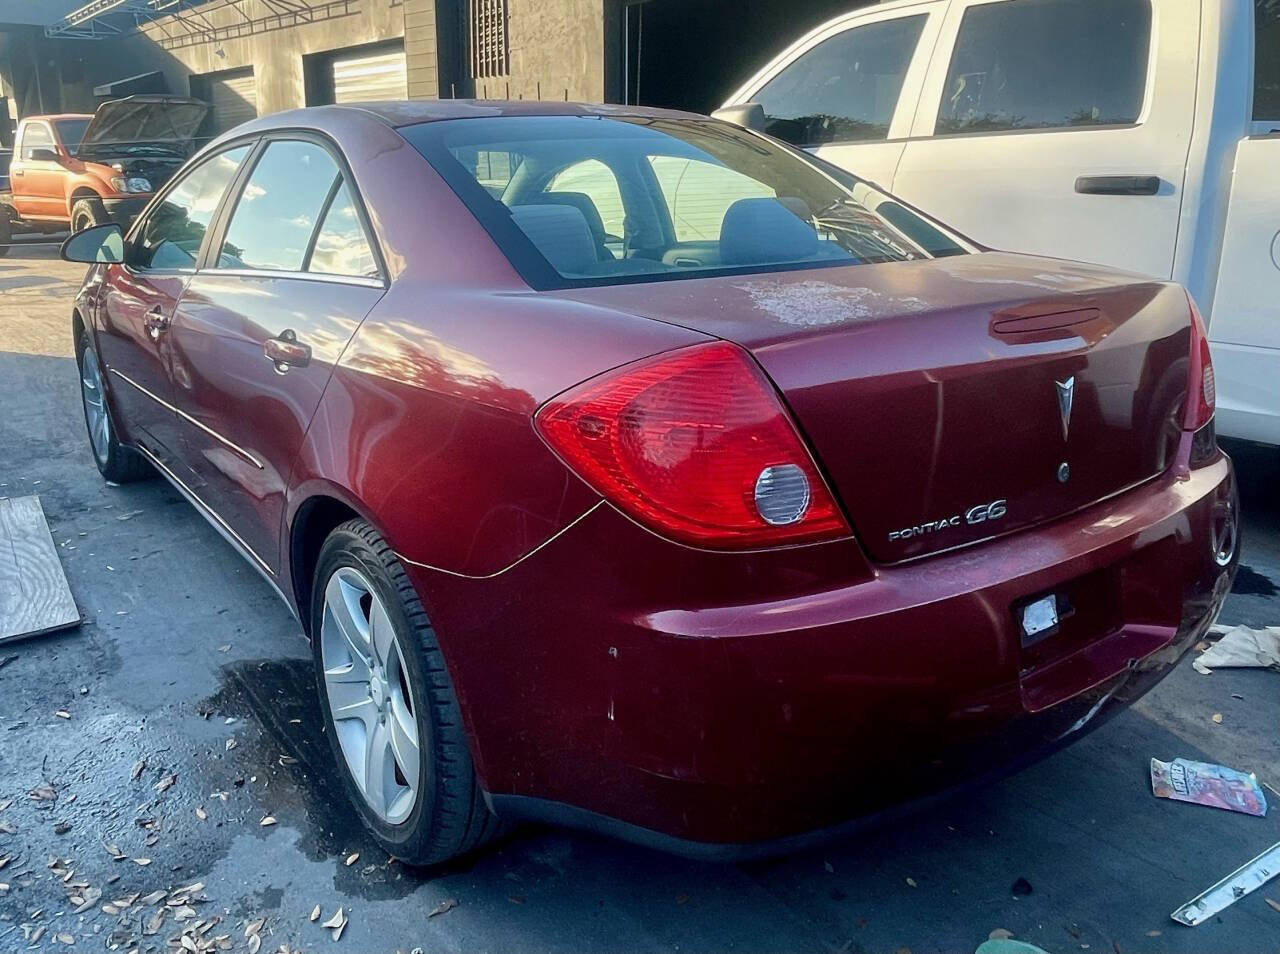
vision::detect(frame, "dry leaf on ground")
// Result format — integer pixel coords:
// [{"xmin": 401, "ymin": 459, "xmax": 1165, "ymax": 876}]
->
[{"xmin": 428, "ymin": 898, "xmax": 459, "ymax": 918}]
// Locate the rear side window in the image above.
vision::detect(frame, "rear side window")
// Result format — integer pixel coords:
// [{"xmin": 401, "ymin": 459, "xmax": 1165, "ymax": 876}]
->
[
  {"xmin": 753, "ymin": 15, "xmax": 927, "ymax": 146},
  {"xmin": 547, "ymin": 160, "xmax": 626, "ymax": 240},
  {"xmin": 649, "ymin": 156, "xmax": 776, "ymax": 242},
  {"xmin": 937, "ymin": 0, "xmax": 1151, "ymax": 134},
  {"xmin": 218, "ymin": 141, "xmax": 340, "ymax": 272},
  {"xmin": 134, "ymin": 145, "xmax": 250, "ymax": 271},
  {"xmin": 308, "ymin": 181, "xmax": 378, "ymax": 278},
  {"xmin": 1258, "ymin": 0, "xmax": 1280, "ymax": 120}
]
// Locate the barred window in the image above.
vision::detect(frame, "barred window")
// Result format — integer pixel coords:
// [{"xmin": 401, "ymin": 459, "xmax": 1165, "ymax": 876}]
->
[{"xmin": 470, "ymin": 0, "xmax": 510, "ymax": 79}]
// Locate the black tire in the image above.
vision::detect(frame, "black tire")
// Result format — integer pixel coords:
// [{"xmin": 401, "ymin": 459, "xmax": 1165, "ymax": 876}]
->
[
  {"xmin": 76, "ymin": 331, "xmax": 153, "ymax": 484},
  {"xmin": 310, "ymin": 519, "xmax": 503, "ymax": 865},
  {"xmin": 0, "ymin": 205, "xmax": 11, "ymax": 258},
  {"xmin": 70, "ymin": 197, "xmax": 109, "ymax": 233}
]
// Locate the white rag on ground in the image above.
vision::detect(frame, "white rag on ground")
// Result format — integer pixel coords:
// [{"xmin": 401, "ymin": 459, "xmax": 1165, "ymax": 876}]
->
[{"xmin": 1194, "ymin": 624, "xmax": 1280, "ymax": 673}]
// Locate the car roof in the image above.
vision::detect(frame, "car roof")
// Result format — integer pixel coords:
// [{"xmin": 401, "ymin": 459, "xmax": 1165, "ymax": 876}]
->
[{"xmin": 288, "ymin": 99, "xmax": 710, "ymax": 129}]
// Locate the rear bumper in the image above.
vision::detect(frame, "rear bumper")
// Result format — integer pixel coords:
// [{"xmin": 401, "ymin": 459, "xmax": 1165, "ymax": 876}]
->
[{"xmin": 411, "ymin": 455, "xmax": 1238, "ymax": 851}]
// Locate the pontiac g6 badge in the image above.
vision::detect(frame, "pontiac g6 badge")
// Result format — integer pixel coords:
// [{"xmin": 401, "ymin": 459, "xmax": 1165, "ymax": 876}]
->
[
  {"xmin": 888, "ymin": 499, "xmax": 1007, "ymax": 542},
  {"xmin": 1056, "ymin": 376, "xmax": 1075, "ymax": 441}
]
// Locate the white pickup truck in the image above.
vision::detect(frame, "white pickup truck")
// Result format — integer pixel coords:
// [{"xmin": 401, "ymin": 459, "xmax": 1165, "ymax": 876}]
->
[{"xmin": 720, "ymin": 0, "xmax": 1280, "ymax": 445}]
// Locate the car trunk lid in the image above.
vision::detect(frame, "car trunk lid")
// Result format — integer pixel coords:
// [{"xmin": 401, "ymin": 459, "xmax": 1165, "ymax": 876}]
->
[{"xmin": 552, "ymin": 253, "xmax": 1192, "ymax": 563}]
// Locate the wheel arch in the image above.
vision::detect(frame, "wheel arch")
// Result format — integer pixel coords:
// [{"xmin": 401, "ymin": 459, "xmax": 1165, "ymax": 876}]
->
[
  {"xmin": 71, "ymin": 307, "xmax": 87, "ymax": 352},
  {"xmin": 288, "ymin": 492, "xmax": 364, "ymax": 638}
]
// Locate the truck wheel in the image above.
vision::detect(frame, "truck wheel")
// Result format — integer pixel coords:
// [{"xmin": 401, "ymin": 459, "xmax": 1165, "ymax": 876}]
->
[
  {"xmin": 71, "ymin": 197, "xmax": 109, "ymax": 233},
  {"xmin": 0, "ymin": 206, "xmax": 11, "ymax": 257}
]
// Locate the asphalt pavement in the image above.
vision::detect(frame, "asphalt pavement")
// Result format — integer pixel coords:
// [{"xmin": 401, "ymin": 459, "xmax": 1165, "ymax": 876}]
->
[{"xmin": 1, "ymin": 242, "xmax": 1277, "ymax": 954}]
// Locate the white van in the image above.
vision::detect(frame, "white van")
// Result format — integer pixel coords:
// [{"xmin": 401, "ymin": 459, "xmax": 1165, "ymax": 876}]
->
[{"xmin": 721, "ymin": 0, "xmax": 1280, "ymax": 445}]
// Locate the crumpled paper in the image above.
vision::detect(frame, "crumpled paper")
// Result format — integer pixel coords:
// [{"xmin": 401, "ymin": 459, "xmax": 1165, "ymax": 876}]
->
[{"xmin": 1193, "ymin": 624, "xmax": 1280, "ymax": 674}]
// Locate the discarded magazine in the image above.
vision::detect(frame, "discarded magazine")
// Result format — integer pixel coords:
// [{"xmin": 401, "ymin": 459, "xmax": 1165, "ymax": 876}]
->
[{"xmin": 1150, "ymin": 758, "xmax": 1267, "ymax": 816}]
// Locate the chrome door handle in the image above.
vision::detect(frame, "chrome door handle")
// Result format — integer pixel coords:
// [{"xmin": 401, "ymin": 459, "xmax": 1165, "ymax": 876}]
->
[
  {"xmin": 264, "ymin": 329, "xmax": 311, "ymax": 373},
  {"xmin": 144, "ymin": 305, "xmax": 170, "ymax": 340}
]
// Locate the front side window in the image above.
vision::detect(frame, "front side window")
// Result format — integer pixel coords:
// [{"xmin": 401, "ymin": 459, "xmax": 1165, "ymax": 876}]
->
[
  {"xmin": 401, "ymin": 115, "xmax": 971, "ymax": 290},
  {"xmin": 1257, "ymin": 0, "xmax": 1280, "ymax": 120},
  {"xmin": 133, "ymin": 145, "xmax": 250, "ymax": 271},
  {"xmin": 753, "ymin": 15, "xmax": 927, "ymax": 146},
  {"xmin": 20, "ymin": 123, "xmax": 54, "ymax": 159},
  {"xmin": 218, "ymin": 140, "xmax": 341, "ymax": 272},
  {"xmin": 937, "ymin": 0, "xmax": 1151, "ymax": 134}
]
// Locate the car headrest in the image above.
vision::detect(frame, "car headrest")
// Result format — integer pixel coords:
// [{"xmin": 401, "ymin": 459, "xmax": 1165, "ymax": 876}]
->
[
  {"xmin": 719, "ymin": 197, "xmax": 820, "ymax": 266},
  {"xmin": 509, "ymin": 204, "xmax": 599, "ymax": 275},
  {"xmin": 533, "ymin": 191, "xmax": 608, "ymax": 245}
]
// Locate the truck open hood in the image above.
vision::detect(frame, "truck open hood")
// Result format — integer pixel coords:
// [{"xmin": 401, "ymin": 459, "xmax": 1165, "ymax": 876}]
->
[{"xmin": 79, "ymin": 95, "xmax": 208, "ymax": 151}]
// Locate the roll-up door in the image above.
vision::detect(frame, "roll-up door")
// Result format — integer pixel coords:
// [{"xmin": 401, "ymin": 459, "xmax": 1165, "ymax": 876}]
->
[
  {"xmin": 330, "ymin": 47, "xmax": 408, "ymax": 103},
  {"xmin": 197, "ymin": 68, "xmax": 258, "ymax": 135}
]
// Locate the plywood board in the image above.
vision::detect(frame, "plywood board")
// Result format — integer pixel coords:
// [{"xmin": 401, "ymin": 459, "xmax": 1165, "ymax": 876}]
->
[{"xmin": 0, "ymin": 495, "xmax": 81, "ymax": 642}]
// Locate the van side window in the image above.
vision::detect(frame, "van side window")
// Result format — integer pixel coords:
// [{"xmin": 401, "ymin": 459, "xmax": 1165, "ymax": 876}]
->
[
  {"xmin": 936, "ymin": 0, "xmax": 1151, "ymax": 135},
  {"xmin": 753, "ymin": 15, "xmax": 927, "ymax": 147},
  {"xmin": 1258, "ymin": 0, "xmax": 1280, "ymax": 120}
]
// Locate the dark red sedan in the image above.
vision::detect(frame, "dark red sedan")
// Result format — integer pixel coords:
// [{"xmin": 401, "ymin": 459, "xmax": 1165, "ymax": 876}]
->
[{"xmin": 63, "ymin": 101, "xmax": 1238, "ymax": 863}]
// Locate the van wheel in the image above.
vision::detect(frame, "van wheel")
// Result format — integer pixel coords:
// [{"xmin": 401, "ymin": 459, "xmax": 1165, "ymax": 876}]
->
[
  {"xmin": 71, "ymin": 198, "xmax": 109, "ymax": 233},
  {"xmin": 77, "ymin": 332, "xmax": 153, "ymax": 483},
  {"xmin": 311, "ymin": 519, "xmax": 504, "ymax": 865},
  {"xmin": 0, "ymin": 206, "xmax": 11, "ymax": 257}
]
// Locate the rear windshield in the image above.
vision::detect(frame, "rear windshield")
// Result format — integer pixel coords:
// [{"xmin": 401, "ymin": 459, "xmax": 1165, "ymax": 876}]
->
[{"xmin": 399, "ymin": 115, "xmax": 970, "ymax": 290}]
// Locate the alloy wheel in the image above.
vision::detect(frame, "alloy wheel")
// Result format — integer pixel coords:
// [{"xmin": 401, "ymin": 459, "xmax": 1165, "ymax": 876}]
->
[
  {"xmin": 80, "ymin": 344, "xmax": 111, "ymax": 465},
  {"xmin": 319, "ymin": 566, "xmax": 421, "ymax": 825}
]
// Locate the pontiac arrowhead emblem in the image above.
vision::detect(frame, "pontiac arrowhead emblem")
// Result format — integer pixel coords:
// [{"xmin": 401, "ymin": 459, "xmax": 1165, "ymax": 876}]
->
[{"xmin": 1055, "ymin": 376, "xmax": 1075, "ymax": 441}]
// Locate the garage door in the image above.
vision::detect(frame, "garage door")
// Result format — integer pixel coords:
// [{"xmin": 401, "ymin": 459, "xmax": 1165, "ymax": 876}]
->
[
  {"xmin": 202, "ymin": 68, "xmax": 258, "ymax": 135},
  {"xmin": 330, "ymin": 48, "xmax": 407, "ymax": 103}
]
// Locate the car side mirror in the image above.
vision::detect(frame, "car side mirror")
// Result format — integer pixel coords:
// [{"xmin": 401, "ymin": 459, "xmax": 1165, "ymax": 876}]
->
[
  {"xmin": 61, "ymin": 223, "xmax": 125, "ymax": 264},
  {"xmin": 711, "ymin": 103, "xmax": 767, "ymax": 132},
  {"xmin": 28, "ymin": 147, "xmax": 60, "ymax": 162}
]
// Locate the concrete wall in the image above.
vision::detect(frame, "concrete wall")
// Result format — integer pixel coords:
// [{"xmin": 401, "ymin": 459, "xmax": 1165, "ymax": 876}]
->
[
  {"xmin": 404, "ymin": 0, "xmax": 441, "ymax": 98},
  {"xmin": 118, "ymin": 0, "xmax": 410, "ymax": 116},
  {"xmin": 485, "ymin": 0, "xmax": 605, "ymax": 102}
]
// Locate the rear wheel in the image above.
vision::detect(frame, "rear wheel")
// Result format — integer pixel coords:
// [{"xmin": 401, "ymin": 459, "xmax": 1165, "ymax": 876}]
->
[
  {"xmin": 0, "ymin": 205, "xmax": 12, "ymax": 258},
  {"xmin": 70, "ymin": 197, "xmax": 109, "ymax": 233},
  {"xmin": 77, "ymin": 332, "xmax": 152, "ymax": 483},
  {"xmin": 311, "ymin": 519, "xmax": 503, "ymax": 865}
]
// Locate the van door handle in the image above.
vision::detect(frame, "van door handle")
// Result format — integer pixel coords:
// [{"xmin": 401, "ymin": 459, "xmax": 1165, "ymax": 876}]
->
[
  {"xmin": 264, "ymin": 329, "xmax": 310, "ymax": 373},
  {"xmin": 1074, "ymin": 175, "xmax": 1161, "ymax": 196}
]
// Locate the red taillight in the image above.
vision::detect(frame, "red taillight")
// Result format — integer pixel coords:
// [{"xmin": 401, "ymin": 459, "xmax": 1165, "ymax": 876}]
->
[
  {"xmin": 535, "ymin": 341, "xmax": 849, "ymax": 549},
  {"xmin": 1184, "ymin": 293, "xmax": 1215, "ymax": 431}
]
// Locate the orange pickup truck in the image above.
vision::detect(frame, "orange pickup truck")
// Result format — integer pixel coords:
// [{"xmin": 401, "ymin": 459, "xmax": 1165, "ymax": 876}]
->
[{"xmin": 0, "ymin": 95, "xmax": 207, "ymax": 256}]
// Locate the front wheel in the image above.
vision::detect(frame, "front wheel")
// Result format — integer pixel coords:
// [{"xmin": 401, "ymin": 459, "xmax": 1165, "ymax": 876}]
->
[
  {"xmin": 77, "ymin": 332, "xmax": 152, "ymax": 483},
  {"xmin": 311, "ymin": 519, "xmax": 503, "ymax": 865},
  {"xmin": 70, "ymin": 197, "xmax": 109, "ymax": 233}
]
